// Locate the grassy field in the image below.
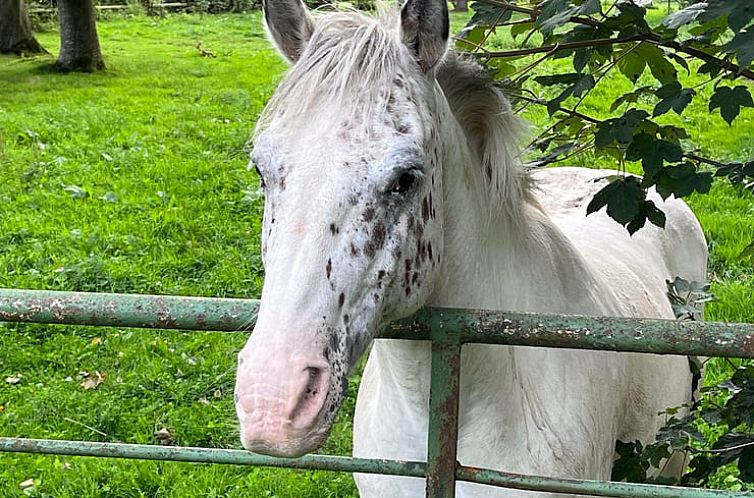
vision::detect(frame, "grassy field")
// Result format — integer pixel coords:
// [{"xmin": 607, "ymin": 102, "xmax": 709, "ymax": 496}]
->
[{"xmin": 0, "ymin": 9, "xmax": 752, "ymax": 498}]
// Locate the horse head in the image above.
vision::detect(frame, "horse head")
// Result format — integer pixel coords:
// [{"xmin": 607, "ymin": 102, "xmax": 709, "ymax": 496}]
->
[{"xmin": 234, "ymin": 0, "xmax": 451, "ymax": 457}]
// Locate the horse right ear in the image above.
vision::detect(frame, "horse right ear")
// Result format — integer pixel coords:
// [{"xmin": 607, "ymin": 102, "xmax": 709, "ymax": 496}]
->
[
  {"xmin": 263, "ymin": 0, "xmax": 315, "ymax": 63},
  {"xmin": 400, "ymin": 0, "xmax": 449, "ymax": 72}
]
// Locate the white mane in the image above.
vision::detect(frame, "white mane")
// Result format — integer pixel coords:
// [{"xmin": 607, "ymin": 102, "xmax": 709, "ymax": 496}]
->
[{"xmin": 256, "ymin": 9, "xmax": 531, "ymax": 220}]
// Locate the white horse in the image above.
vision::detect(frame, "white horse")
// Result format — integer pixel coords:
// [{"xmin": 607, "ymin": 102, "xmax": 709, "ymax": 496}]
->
[{"xmin": 234, "ymin": 0, "xmax": 708, "ymax": 496}]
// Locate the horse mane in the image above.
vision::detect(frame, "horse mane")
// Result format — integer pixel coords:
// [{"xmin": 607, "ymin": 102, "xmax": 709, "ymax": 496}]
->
[
  {"xmin": 257, "ymin": 9, "xmax": 531, "ymax": 220},
  {"xmin": 436, "ymin": 53, "xmax": 532, "ymax": 221}
]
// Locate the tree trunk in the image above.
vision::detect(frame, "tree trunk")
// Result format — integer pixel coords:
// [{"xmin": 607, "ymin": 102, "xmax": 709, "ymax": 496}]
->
[
  {"xmin": 454, "ymin": 0, "xmax": 468, "ymax": 12},
  {"xmin": 55, "ymin": 0, "xmax": 104, "ymax": 72},
  {"xmin": 0, "ymin": 0, "xmax": 46, "ymax": 54}
]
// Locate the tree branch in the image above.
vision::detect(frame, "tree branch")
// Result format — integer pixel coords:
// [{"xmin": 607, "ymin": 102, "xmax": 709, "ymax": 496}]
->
[
  {"xmin": 514, "ymin": 94, "xmax": 733, "ymax": 171},
  {"xmin": 485, "ymin": 33, "xmax": 648, "ymax": 58},
  {"xmin": 475, "ymin": 0, "xmax": 754, "ymax": 82}
]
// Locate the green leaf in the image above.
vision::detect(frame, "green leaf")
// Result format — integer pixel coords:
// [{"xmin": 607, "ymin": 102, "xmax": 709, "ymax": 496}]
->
[
  {"xmin": 486, "ymin": 57, "xmax": 517, "ymax": 78},
  {"xmin": 655, "ymin": 162, "xmax": 713, "ymax": 199},
  {"xmin": 726, "ymin": 27, "xmax": 754, "ymax": 71},
  {"xmin": 510, "ymin": 21, "xmax": 535, "ymax": 39},
  {"xmin": 468, "ymin": 2, "xmax": 513, "ymax": 27},
  {"xmin": 616, "ymin": 48, "xmax": 647, "ymax": 83},
  {"xmin": 715, "ymin": 160, "xmax": 754, "ymax": 186},
  {"xmin": 662, "ymin": 4, "xmax": 706, "ymax": 30},
  {"xmin": 626, "ymin": 133, "xmax": 683, "ymax": 177},
  {"xmin": 700, "ymin": 0, "xmax": 754, "ymax": 32},
  {"xmin": 455, "ymin": 25, "xmax": 486, "ymax": 51},
  {"xmin": 536, "ymin": 0, "xmax": 579, "ymax": 38},
  {"xmin": 709, "ymin": 85, "xmax": 754, "ymax": 126},
  {"xmin": 738, "ymin": 448, "xmax": 754, "ymax": 483},
  {"xmin": 594, "ymin": 109, "xmax": 649, "ymax": 147},
  {"xmin": 612, "ymin": 440, "xmax": 648, "ymax": 483},
  {"xmin": 586, "ymin": 176, "xmax": 645, "ymax": 225},
  {"xmin": 627, "ymin": 199, "xmax": 667, "ymax": 234},
  {"xmin": 652, "ymin": 82, "xmax": 695, "ymax": 117},
  {"xmin": 634, "ymin": 43, "xmax": 677, "ymax": 85}
]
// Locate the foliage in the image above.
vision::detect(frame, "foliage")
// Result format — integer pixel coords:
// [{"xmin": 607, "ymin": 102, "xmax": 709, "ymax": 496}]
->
[
  {"xmin": 610, "ymin": 276, "xmax": 753, "ymax": 489},
  {"xmin": 457, "ymin": 0, "xmax": 754, "ymax": 235}
]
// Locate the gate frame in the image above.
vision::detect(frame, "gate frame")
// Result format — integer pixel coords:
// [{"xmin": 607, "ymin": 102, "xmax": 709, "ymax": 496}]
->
[{"xmin": 1, "ymin": 288, "xmax": 753, "ymax": 498}]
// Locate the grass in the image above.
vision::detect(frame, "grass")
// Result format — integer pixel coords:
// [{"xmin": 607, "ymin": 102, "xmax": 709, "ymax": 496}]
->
[{"xmin": 0, "ymin": 9, "xmax": 752, "ymax": 497}]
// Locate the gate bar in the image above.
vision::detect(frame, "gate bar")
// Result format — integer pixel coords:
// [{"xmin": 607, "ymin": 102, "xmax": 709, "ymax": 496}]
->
[
  {"xmin": 0, "ymin": 438, "xmax": 746, "ymax": 497},
  {"xmin": 425, "ymin": 332, "xmax": 462, "ymax": 498},
  {"xmin": 2, "ymin": 288, "xmax": 754, "ymax": 358}
]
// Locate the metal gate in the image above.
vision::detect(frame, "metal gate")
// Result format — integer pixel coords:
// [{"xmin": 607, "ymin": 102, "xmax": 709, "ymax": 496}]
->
[{"xmin": 1, "ymin": 288, "xmax": 753, "ymax": 497}]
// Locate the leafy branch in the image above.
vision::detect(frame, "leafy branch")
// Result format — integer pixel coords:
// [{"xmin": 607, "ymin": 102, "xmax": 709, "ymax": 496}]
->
[{"xmin": 458, "ymin": 0, "xmax": 754, "ymax": 234}]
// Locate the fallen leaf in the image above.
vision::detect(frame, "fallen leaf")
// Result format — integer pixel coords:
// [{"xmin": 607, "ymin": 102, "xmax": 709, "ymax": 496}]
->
[
  {"xmin": 197, "ymin": 397, "xmax": 209, "ymax": 405},
  {"xmin": 91, "ymin": 337, "xmax": 103, "ymax": 345},
  {"xmin": 5, "ymin": 374, "xmax": 22, "ymax": 385},
  {"xmin": 80, "ymin": 371, "xmax": 107, "ymax": 390},
  {"xmin": 0, "ymin": 404, "xmax": 5, "ymax": 413},
  {"xmin": 154, "ymin": 427, "xmax": 176, "ymax": 446},
  {"xmin": 213, "ymin": 389, "xmax": 222, "ymax": 399},
  {"xmin": 19, "ymin": 479, "xmax": 35, "ymax": 490}
]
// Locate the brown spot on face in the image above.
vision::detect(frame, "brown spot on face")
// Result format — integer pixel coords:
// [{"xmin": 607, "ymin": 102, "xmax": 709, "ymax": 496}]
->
[
  {"xmin": 350, "ymin": 243, "xmax": 360, "ymax": 257},
  {"xmin": 364, "ymin": 207, "xmax": 375, "ymax": 222},
  {"xmin": 428, "ymin": 242, "xmax": 433, "ymax": 261},
  {"xmin": 279, "ymin": 177, "xmax": 286, "ymax": 191},
  {"xmin": 405, "ymin": 286, "xmax": 411, "ymax": 296},
  {"xmin": 378, "ymin": 270, "xmax": 386, "ymax": 280},
  {"xmin": 372, "ymin": 222, "xmax": 386, "ymax": 250},
  {"xmin": 330, "ymin": 223, "xmax": 338, "ymax": 235},
  {"xmin": 364, "ymin": 242, "xmax": 375, "ymax": 258},
  {"xmin": 338, "ymin": 292, "xmax": 345, "ymax": 308},
  {"xmin": 326, "ymin": 258, "xmax": 332, "ymax": 279}
]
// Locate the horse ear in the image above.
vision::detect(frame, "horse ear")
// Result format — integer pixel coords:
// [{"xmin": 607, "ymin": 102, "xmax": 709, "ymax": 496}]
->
[
  {"xmin": 263, "ymin": 0, "xmax": 315, "ymax": 63},
  {"xmin": 400, "ymin": 0, "xmax": 450, "ymax": 72}
]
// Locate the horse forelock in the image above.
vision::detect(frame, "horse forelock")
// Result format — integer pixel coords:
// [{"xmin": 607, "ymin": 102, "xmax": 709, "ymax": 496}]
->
[{"xmin": 257, "ymin": 10, "xmax": 410, "ymax": 134}]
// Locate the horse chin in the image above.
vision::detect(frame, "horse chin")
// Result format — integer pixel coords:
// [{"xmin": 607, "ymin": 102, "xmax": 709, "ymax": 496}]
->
[{"xmin": 240, "ymin": 416, "xmax": 332, "ymax": 458}]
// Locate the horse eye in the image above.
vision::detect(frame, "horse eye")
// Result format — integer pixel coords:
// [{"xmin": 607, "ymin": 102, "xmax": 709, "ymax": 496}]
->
[
  {"xmin": 390, "ymin": 171, "xmax": 417, "ymax": 194},
  {"xmin": 254, "ymin": 164, "xmax": 266, "ymax": 189}
]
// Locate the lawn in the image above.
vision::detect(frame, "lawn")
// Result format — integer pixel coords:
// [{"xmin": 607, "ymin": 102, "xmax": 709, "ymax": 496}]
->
[{"xmin": 0, "ymin": 8, "xmax": 752, "ymax": 498}]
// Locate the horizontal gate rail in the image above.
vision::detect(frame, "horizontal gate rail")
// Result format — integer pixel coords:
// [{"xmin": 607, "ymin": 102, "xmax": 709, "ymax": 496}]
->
[
  {"xmin": 2, "ymin": 288, "xmax": 754, "ymax": 358},
  {"xmin": 2, "ymin": 287, "xmax": 754, "ymax": 497},
  {"xmin": 0, "ymin": 438, "xmax": 743, "ymax": 498}
]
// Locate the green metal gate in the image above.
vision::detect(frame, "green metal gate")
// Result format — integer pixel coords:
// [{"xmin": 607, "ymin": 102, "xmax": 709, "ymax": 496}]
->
[{"xmin": 1, "ymin": 288, "xmax": 753, "ymax": 497}]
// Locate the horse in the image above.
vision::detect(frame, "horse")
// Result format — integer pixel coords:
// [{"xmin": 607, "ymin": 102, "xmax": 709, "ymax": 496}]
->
[{"xmin": 233, "ymin": 0, "xmax": 708, "ymax": 495}]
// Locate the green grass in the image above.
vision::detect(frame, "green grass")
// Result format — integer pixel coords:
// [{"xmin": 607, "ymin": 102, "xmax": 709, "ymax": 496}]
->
[{"xmin": 0, "ymin": 9, "xmax": 752, "ymax": 497}]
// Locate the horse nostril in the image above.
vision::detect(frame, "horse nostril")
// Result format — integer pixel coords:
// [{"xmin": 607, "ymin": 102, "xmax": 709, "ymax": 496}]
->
[
  {"xmin": 304, "ymin": 367, "xmax": 324, "ymax": 398},
  {"xmin": 289, "ymin": 366, "xmax": 329, "ymax": 428}
]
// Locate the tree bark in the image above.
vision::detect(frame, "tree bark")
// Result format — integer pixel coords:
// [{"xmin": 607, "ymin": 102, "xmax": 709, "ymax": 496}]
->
[
  {"xmin": 0, "ymin": 0, "xmax": 46, "ymax": 54},
  {"xmin": 454, "ymin": 0, "xmax": 468, "ymax": 12},
  {"xmin": 55, "ymin": 0, "xmax": 104, "ymax": 72}
]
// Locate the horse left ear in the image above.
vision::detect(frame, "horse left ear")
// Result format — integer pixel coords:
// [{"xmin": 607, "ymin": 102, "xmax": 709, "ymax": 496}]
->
[
  {"xmin": 263, "ymin": 0, "xmax": 315, "ymax": 63},
  {"xmin": 400, "ymin": 0, "xmax": 450, "ymax": 72}
]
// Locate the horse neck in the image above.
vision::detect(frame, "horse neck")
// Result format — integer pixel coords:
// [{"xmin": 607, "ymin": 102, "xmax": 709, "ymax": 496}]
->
[{"xmin": 428, "ymin": 98, "xmax": 544, "ymax": 312}]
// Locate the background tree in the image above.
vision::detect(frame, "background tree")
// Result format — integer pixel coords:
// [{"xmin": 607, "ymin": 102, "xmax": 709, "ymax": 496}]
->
[
  {"xmin": 55, "ymin": 0, "xmax": 104, "ymax": 71},
  {"xmin": 0, "ymin": 0, "xmax": 46, "ymax": 54}
]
